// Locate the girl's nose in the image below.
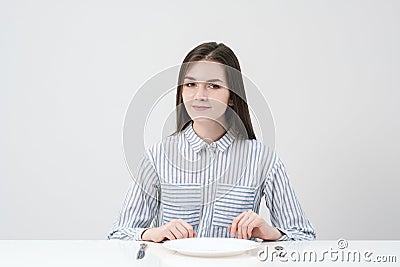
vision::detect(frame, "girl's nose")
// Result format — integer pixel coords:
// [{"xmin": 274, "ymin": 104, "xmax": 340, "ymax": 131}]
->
[{"xmin": 194, "ymin": 83, "xmax": 208, "ymax": 99}]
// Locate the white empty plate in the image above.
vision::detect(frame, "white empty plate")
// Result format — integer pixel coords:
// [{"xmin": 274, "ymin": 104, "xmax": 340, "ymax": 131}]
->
[{"xmin": 162, "ymin": 237, "xmax": 260, "ymax": 257}]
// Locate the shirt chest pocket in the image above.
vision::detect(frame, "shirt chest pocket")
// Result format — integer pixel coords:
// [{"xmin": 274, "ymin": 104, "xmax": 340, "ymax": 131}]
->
[
  {"xmin": 212, "ymin": 183, "xmax": 256, "ymax": 227},
  {"xmin": 160, "ymin": 182, "xmax": 201, "ymax": 227}
]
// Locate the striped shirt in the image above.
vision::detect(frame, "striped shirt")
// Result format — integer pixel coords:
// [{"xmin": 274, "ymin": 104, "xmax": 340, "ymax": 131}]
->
[{"xmin": 107, "ymin": 122, "xmax": 316, "ymax": 241}]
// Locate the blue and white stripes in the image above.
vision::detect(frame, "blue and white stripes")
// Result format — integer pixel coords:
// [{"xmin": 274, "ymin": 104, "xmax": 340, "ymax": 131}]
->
[{"xmin": 108, "ymin": 122, "xmax": 316, "ymax": 241}]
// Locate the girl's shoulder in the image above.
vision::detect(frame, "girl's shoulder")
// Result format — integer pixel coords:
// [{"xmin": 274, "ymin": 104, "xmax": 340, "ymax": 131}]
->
[
  {"xmin": 234, "ymin": 137, "xmax": 275, "ymax": 154},
  {"xmin": 144, "ymin": 131, "xmax": 184, "ymax": 153}
]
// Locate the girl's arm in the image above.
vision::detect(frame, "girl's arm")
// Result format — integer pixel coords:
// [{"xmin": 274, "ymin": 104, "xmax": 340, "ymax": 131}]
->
[
  {"xmin": 107, "ymin": 151, "xmax": 160, "ymax": 241},
  {"xmin": 264, "ymin": 155, "xmax": 317, "ymax": 241}
]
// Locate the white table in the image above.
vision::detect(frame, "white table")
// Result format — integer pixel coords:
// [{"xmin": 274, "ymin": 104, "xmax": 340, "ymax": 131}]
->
[{"xmin": 0, "ymin": 240, "xmax": 399, "ymax": 266}]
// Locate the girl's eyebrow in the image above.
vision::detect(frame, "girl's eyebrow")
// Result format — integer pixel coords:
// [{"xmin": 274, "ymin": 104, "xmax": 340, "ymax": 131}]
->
[{"xmin": 184, "ymin": 76, "xmax": 224, "ymax": 83}]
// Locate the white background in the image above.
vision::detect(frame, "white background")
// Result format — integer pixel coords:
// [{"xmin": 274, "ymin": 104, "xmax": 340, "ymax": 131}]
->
[{"xmin": 1, "ymin": 0, "xmax": 399, "ymax": 240}]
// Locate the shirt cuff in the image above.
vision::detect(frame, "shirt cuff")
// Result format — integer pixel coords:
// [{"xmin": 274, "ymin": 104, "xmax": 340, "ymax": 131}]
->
[
  {"xmin": 107, "ymin": 227, "xmax": 149, "ymax": 241},
  {"xmin": 138, "ymin": 228, "xmax": 150, "ymax": 241},
  {"xmin": 275, "ymin": 227, "xmax": 293, "ymax": 241}
]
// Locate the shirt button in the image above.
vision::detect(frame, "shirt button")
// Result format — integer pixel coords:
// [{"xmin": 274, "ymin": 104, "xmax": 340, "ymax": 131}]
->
[{"xmin": 209, "ymin": 143, "xmax": 216, "ymax": 150}]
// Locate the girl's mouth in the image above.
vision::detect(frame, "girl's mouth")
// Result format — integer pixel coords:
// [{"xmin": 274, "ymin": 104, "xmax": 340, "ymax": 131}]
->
[{"xmin": 192, "ymin": 105, "xmax": 211, "ymax": 111}]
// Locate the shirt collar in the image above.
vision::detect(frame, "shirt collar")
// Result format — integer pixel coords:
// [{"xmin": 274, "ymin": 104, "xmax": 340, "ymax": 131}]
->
[{"xmin": 183, "ymin": 121, "xmax": 235, "ymax": 153}]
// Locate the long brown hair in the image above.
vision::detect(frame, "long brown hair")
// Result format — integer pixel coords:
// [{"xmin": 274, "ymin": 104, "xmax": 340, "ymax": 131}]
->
[{"xmin": 175, "ymin": 42, "xmax": 256, "ymax": 140}]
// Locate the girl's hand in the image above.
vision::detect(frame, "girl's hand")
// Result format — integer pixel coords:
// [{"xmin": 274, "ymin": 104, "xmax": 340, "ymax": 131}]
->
[
  {"xmin": 141, "ymin": 219, "xmax": 196, "ymax": 243},
  {"xmin": 228, "ymin": 210, "xmax": 283, "ymax": 240}
]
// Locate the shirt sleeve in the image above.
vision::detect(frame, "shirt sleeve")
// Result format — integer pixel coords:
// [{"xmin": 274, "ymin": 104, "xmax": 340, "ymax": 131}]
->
[
  {"xmin": 263, "ymin": 154, "xmax": 316, "ymax": 241},
  {"xmin": 107, "ymin": 150, "xmax": 160, "ymax": 241}
]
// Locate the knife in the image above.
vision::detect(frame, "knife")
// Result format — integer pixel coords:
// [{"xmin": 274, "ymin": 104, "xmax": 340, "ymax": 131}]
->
[{"xmin": 136, "ymin": 243, "xmax": 148, "ymax": 260}]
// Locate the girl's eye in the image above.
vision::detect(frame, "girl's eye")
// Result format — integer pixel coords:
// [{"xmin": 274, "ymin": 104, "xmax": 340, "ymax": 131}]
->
[
  {"xmin": 209, "ymin": 84, "xmax": 220, "ymax": 89},
  {"xmin": 185, "ymin": 82, "xmax": 196, "ymax": 88}
]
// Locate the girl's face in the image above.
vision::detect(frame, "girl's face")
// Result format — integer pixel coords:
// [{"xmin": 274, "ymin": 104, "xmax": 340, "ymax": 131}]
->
[{"xmin": 181, "ymin": 60, "xmax": 231, "ymax": 124}]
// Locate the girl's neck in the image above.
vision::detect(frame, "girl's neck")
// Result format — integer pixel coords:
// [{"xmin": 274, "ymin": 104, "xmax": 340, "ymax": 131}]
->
[{"xmin": 192, "ymin": 119, "xmax": 228, "ymax": 144}]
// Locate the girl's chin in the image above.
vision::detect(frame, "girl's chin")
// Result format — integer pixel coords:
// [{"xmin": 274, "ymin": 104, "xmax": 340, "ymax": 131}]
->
[{"xmin": 192, "ymin": 117, "xmax": 213, "ymax": 122}]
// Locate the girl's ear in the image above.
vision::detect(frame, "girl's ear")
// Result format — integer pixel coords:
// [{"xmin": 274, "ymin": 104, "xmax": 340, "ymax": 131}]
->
[{"xmin": 228, "ymin": 99, "xmax": 234, "ymax": 106}]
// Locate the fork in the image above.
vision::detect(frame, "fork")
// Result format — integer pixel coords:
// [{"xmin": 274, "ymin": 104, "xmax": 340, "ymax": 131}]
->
[{"xmin": 136, "ymin": 243, "xmax": 148, "ymax": 260}]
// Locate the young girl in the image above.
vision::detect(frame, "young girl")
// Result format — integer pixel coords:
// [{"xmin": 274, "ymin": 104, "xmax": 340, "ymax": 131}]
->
[{"xmin": 108, "ymin": 42, "xmax": 316, "ymax": 242}]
